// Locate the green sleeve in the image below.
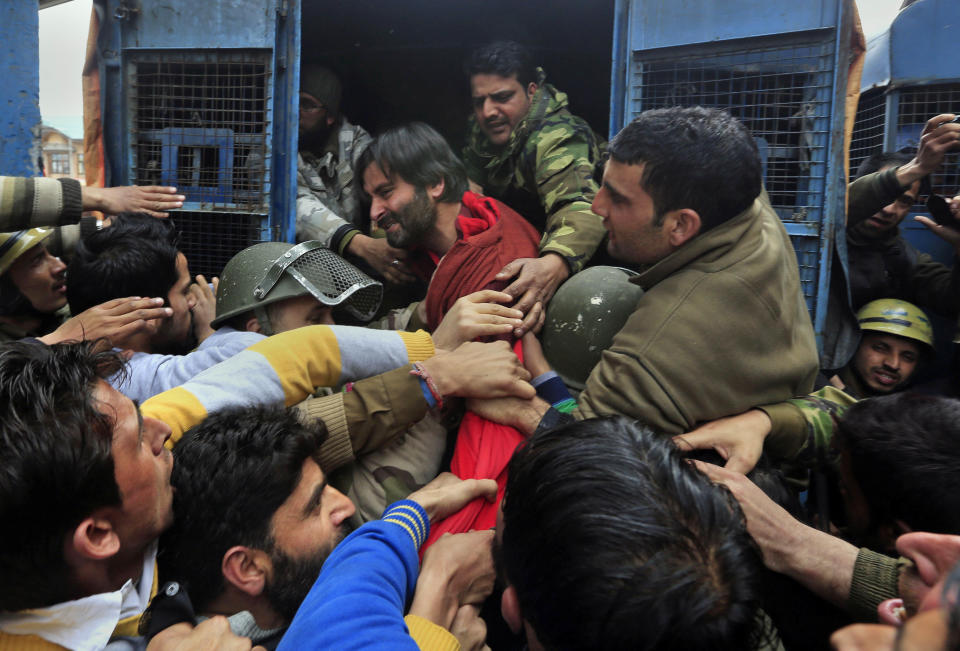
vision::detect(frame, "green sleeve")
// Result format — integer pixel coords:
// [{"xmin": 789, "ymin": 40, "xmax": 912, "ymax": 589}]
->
[
  {"xmin": 847, "ymin": 167, "xmax": 907, "ymax": 228},
  {"xmin": 761, "ymin": 386, "xmax": 857, "ymax": 465},
  {"xmin": 526, "ymin": 124, "xmax": 606, "ymax": 273}
]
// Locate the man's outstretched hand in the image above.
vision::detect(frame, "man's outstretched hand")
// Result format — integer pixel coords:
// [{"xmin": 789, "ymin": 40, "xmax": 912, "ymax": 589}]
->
[{"xmin": 82, "ymin": 185, "xmax": 184, "ymax": 218}]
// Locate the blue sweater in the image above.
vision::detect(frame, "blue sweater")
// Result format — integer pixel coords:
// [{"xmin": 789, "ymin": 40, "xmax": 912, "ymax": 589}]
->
[{"xmin": 279, "ymin": 501, "xmax": 430, "ymax": 650}]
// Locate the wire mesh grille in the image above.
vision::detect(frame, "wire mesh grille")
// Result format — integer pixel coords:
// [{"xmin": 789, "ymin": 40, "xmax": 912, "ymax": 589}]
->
[
  {"xmin": 175, "ymin": 211, "xmax": 267, "ymax": 279},
  {"xmin": 630, "ymin": 36, "xmax": 836, "ymax": 312},
  {"xmin": 291, "ymin": 248, "xmax": 383, "ymax": 320},
  {"xmin": 129, "ymin": 51, "xmax": 272, "ymax": 211},
  {"xmin": 898, "ymin": 84, "xmax": 960, "ymax": 200},
  {"xmin": 849, "ymin": 88, "xmax": 886, "ymax": 178}
]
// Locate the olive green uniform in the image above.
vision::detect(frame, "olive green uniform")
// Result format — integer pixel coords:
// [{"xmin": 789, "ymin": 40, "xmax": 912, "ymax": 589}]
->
[{"xmin": 462, "ymin": 69, "xmax": 605, "ymax": 273}]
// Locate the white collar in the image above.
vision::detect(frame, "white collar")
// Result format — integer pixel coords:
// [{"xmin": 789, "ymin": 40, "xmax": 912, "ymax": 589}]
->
[{"xmin": 0, "ymin": 543, "xmax": 157, "ymax": 651}]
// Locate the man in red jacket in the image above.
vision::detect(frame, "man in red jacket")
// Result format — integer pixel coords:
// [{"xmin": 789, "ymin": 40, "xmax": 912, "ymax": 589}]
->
[{"xmin": 358, "ymin": 121, "xmax": 543, "ymax": 337}]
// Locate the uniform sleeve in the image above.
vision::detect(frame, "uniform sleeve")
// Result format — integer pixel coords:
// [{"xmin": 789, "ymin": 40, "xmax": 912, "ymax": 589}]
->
[
  {"xmin": 847, "ymin": 549, "xmax": 907, "ymax": 622},
  {"xmin": 527, "ymin": 126, "xmax": 606, "ymax": 273},
  {"xmin": 295, "ymin": 366, "xmax": 430, "ymax": 473},
  {"xmin": 278, "ymin": 501, "xmax": 430, "ymax": 651},
  {"xmin": 0, "ymin": 176, "xmax": 83, "ymax": 231},
  {"xmin": 143, "ymin": 325, "xmax": 434, "ymax": 446},
  {"xmin": 296, "ymin": 156, "xmax": 355, "ymax": 248},
  {"xmin": 761, "ymin": 386, "xmax": 857, "ymax": 466}
]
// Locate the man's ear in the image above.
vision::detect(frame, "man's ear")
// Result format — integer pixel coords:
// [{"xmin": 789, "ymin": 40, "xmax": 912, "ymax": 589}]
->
[
  {"xmin": 427, "ymin": 177, "xmax": 446, "ymax": 201},
  {"xmin": 222, "ymin": 546, "xmax": 270, "ymax": 598},
  {"xmin": 525, "ymin": 82, "xmax": 538, "ymax": 98},
  {"xmin": 501, "ymin": 585, "xmax": 524, "ymax": 635},
  {"xmin": 244, "ymin": 315, "xmax": 262, "ymax": 334},
  {"xmin": 71, "ymin": 516, "xmax": 121, "ymax": 561},
  {"xmin": 665, "ymin": 208, "xmax": 702, "ymax": 247}
]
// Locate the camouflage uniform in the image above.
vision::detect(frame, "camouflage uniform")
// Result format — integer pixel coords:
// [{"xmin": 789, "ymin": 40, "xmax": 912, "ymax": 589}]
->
[
  {"xmin": 761, "ymin": 386, "xmax": 856, "ymax": 469},
  {"xmin": 295, "ymin": 118, "xmax": 372, "ymax": 255},
  {"xmin": 462, "ymin": 68, "xmax": 606, "ymax": 273}
]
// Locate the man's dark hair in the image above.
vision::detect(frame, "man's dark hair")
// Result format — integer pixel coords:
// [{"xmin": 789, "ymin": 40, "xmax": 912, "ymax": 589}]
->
[
  {"xmin": 465, "ymin": 41, "xmax": 536, "ymax": 88},
  {"xmin": 357, "ymin": 122, "xmax": 468, "ymax": 204},
  {"xmin": 0, "ymin": 340, "xmax": 125, "ymax": 610},
  {"xmin": 855, "ymin": 150, "xmax": 914, "ymax": 180},
  {"xmin": 608, "ymin": 107, "xmax": 762, "ymax": 232},
  {"xmin": 160, "ymin": 405, "xmax": 328, "ymax": 613},
  {"xmin": 67, "ymin": 213, "xmax": 181, "ymax": 314},
  {"xmin": 497, "ymin": 416, "xmax": 764, "ymax": 650},
  {"xmin": 837, "ymin": 393, "xmax": 960, "ymax": 535}
]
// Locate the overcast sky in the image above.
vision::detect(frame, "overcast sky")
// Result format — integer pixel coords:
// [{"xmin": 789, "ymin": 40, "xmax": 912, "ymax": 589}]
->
[{"xmin": 38, "ymin": 0, "xmax": 906, "ymax": 138}]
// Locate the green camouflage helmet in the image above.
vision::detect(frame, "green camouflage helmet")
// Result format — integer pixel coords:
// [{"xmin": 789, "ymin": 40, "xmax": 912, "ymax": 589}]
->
[
  {"xmin": 212, "ymin": 241, "xmax": 383, "ymax": 334},
  {"xmin": 541, "ymin": 266, "xmax": 644, "ymax": 390}
]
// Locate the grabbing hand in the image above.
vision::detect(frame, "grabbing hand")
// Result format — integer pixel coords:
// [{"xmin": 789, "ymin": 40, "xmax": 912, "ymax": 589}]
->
[
  {"xmin": 897, "ymin": 114, "xmax": 960, "ymax": 185},
  {"xmin": 672, "ymin": 409, "xmax": 771, "ymax": 474},
  {"xmin": 420, "ymin": 340, "xmax": 535, "ymax": 400},
  {"xmin": 407, "ymin": 472, "xmax": 498, "ymax": 524},
  {"xmin": 450, "ymin": 605, "xmax": 490, "ymax": 651},
  {"xmin": 189, "ymin": 275, "xmax": 219, "ymax": 343},
  {"xmin": 466, "ymin": 395, "xmax": 550, "ymax": 437},
  {"xmin": 495, "ymin": 254, "xmax": 569, "ymax": 335},
  {"xmin": 38, "ymin": 296, "xmax": 172, "ymax": 346},
  {"xmin": 410, "ymin": 530, "xmax": 496, "ymax": 629},
  {"xmin": 146, "ymin": 617, "xmax": 264, "ymax": 651},
  {"xmin": 432, "ymin": 290, "xmax": 523, "ymax": 349},
  {"xmin": 82, "ymin": 185, "xmax": 184, "ymax": 218},
  {"xmin": 348, "ymin": 234, "xmax": 415, "ymax": 284}
]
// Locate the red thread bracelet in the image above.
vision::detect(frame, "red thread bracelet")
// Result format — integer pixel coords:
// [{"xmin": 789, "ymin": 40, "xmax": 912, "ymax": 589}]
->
[{"xmin": 410, "ymin": 361, "xmax": 444, "ymax": 410}]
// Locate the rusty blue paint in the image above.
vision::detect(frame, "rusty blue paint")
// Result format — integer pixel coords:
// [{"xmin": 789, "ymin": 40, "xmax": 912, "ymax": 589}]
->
[{"xmin": 0, "ymin": 1, "xmax": 41, "ymax": 176}]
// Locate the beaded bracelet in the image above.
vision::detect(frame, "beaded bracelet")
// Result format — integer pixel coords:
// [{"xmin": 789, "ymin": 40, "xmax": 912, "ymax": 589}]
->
[{"xmin": 410, "ymin": 361, "xmax": 444, "ymax": 410}]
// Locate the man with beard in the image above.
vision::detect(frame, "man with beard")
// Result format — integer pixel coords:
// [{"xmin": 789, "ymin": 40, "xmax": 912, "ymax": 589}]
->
[
  {"xmin": 359, "ymin": 121, "xmax": 542, "ymax": 336},
  {"xmin": 158, "ymin": 406, "xmax": 356, "ymax": 648},
  {"xmin": 157, "ymin": 405, "xmax": 495, "ymax": 649},
  {"xmin": 295, "ymin": 65, "xmax": 414, "ymax": 285},
  {"xmin": 65, "ymin": 214, "xmax": 260, "ymax": 402}
]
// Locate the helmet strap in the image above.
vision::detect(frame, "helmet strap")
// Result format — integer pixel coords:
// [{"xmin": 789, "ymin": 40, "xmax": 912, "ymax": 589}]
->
[{"xmin": 254, "ymin": 306, "xmax": 275, "ymax": 336}]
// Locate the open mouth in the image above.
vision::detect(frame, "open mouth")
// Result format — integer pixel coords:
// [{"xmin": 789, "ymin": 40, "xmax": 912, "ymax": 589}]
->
[{"xmin": 872, "ymin": 370, "xmax": 899, "ymax": 386}]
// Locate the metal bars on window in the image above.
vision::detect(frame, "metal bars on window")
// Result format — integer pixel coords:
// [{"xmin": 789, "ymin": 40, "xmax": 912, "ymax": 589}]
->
[
  {"xmin": 629, "ymin": 35, "xmax": 836, "ymax": 312},
  {"xmin": 849, "ymin": 88, "xmax": 886, "ymax": 179},
  {"xmin": 128, "ymin": 51, "xmax": 273, "ymax": 212},
  {"xmin": 897, "ymin": 85, "xmax": 960, "ymax": 200}
]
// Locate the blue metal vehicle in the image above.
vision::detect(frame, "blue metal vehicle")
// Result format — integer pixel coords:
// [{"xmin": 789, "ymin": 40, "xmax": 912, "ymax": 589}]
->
[
  {"xmin": 0, "ymin": 2, "xmax": 42, "ymax": 177},
  {"xmin": 851, "ymin": 0, "xmax": 960, "ymax": 266},
  {"xmin": 94, "ymin": 0, "xmax": 301, "ymax": 277},
  {"xmin": 608, "ymin": 0, "xmax": 857, "ymax": 351},
  {"xmin": 7, "ymin": 0, "xmax": 858, "ymax": 348}
]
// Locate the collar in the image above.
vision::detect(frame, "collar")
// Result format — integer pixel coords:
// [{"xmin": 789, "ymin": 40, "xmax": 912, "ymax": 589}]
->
[
  {"xmin": 633, "ymin": 193, "xmax": 771, "ymax": 291},
  {"xmin": 0, "ymin": 543, "xmax": 158, "ymax": 651}
]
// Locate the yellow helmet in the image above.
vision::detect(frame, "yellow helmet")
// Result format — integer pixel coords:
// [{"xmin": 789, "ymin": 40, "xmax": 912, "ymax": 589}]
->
[
  {"xmin": 0, "ymin": 229, "xmax": 52, "ymax": 276},
  {"xmin": 856, "ymin": 299, "xmax": 934, "ymax": 349}
]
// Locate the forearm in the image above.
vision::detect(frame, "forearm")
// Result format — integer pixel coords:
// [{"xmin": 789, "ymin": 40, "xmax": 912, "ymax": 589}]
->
[
  {"xmin": 144, "ymin": 325, "xmax": 434, "ymax": 445},
  {"xmin": 0, "ymin": 176, "xmax": 83, "ymax": 230},
  {"xmin": 769, "ymin": 521, "xmax": 860, "ymax": 609},
  {"xmin": 295, "ymin": 366, "xmax": 432, "ymax": 473},
  {"xmin": 847, "ymin": 167, "xmax": 907, "ymax": 227},
  {"xmin": 539, "ymin": 201, "xmax": 606, "ymax": 273}
]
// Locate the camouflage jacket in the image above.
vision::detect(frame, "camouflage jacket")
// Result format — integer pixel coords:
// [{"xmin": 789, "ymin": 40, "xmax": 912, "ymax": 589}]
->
[
  {"xmin": 296, "ymin": 117, "xmax": 372, "ymax": 254},
  {"xmin": 761, "ymin": 385, "xmax": 857, "ymax": 468},
  {"xmin": 462, "ymin": 69, "xmax": 606, "ymax": 273}
]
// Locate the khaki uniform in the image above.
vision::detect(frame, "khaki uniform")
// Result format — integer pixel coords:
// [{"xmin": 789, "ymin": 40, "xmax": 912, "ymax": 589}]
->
[{"xmin": 574, "ymin": 194, "xmax": 820, "ymax": 433}]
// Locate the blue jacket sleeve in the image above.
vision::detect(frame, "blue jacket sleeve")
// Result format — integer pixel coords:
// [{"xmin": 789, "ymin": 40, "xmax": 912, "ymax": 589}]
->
[{"xmin": 278, "ymin": 501, "xmax": 429, "ymax": 651}]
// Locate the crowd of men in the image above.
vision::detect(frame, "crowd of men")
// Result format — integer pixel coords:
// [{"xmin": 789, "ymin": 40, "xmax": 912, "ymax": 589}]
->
[{"xmin": 1, "ymin": 39, "xmax": 960, "ymax": 650}]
